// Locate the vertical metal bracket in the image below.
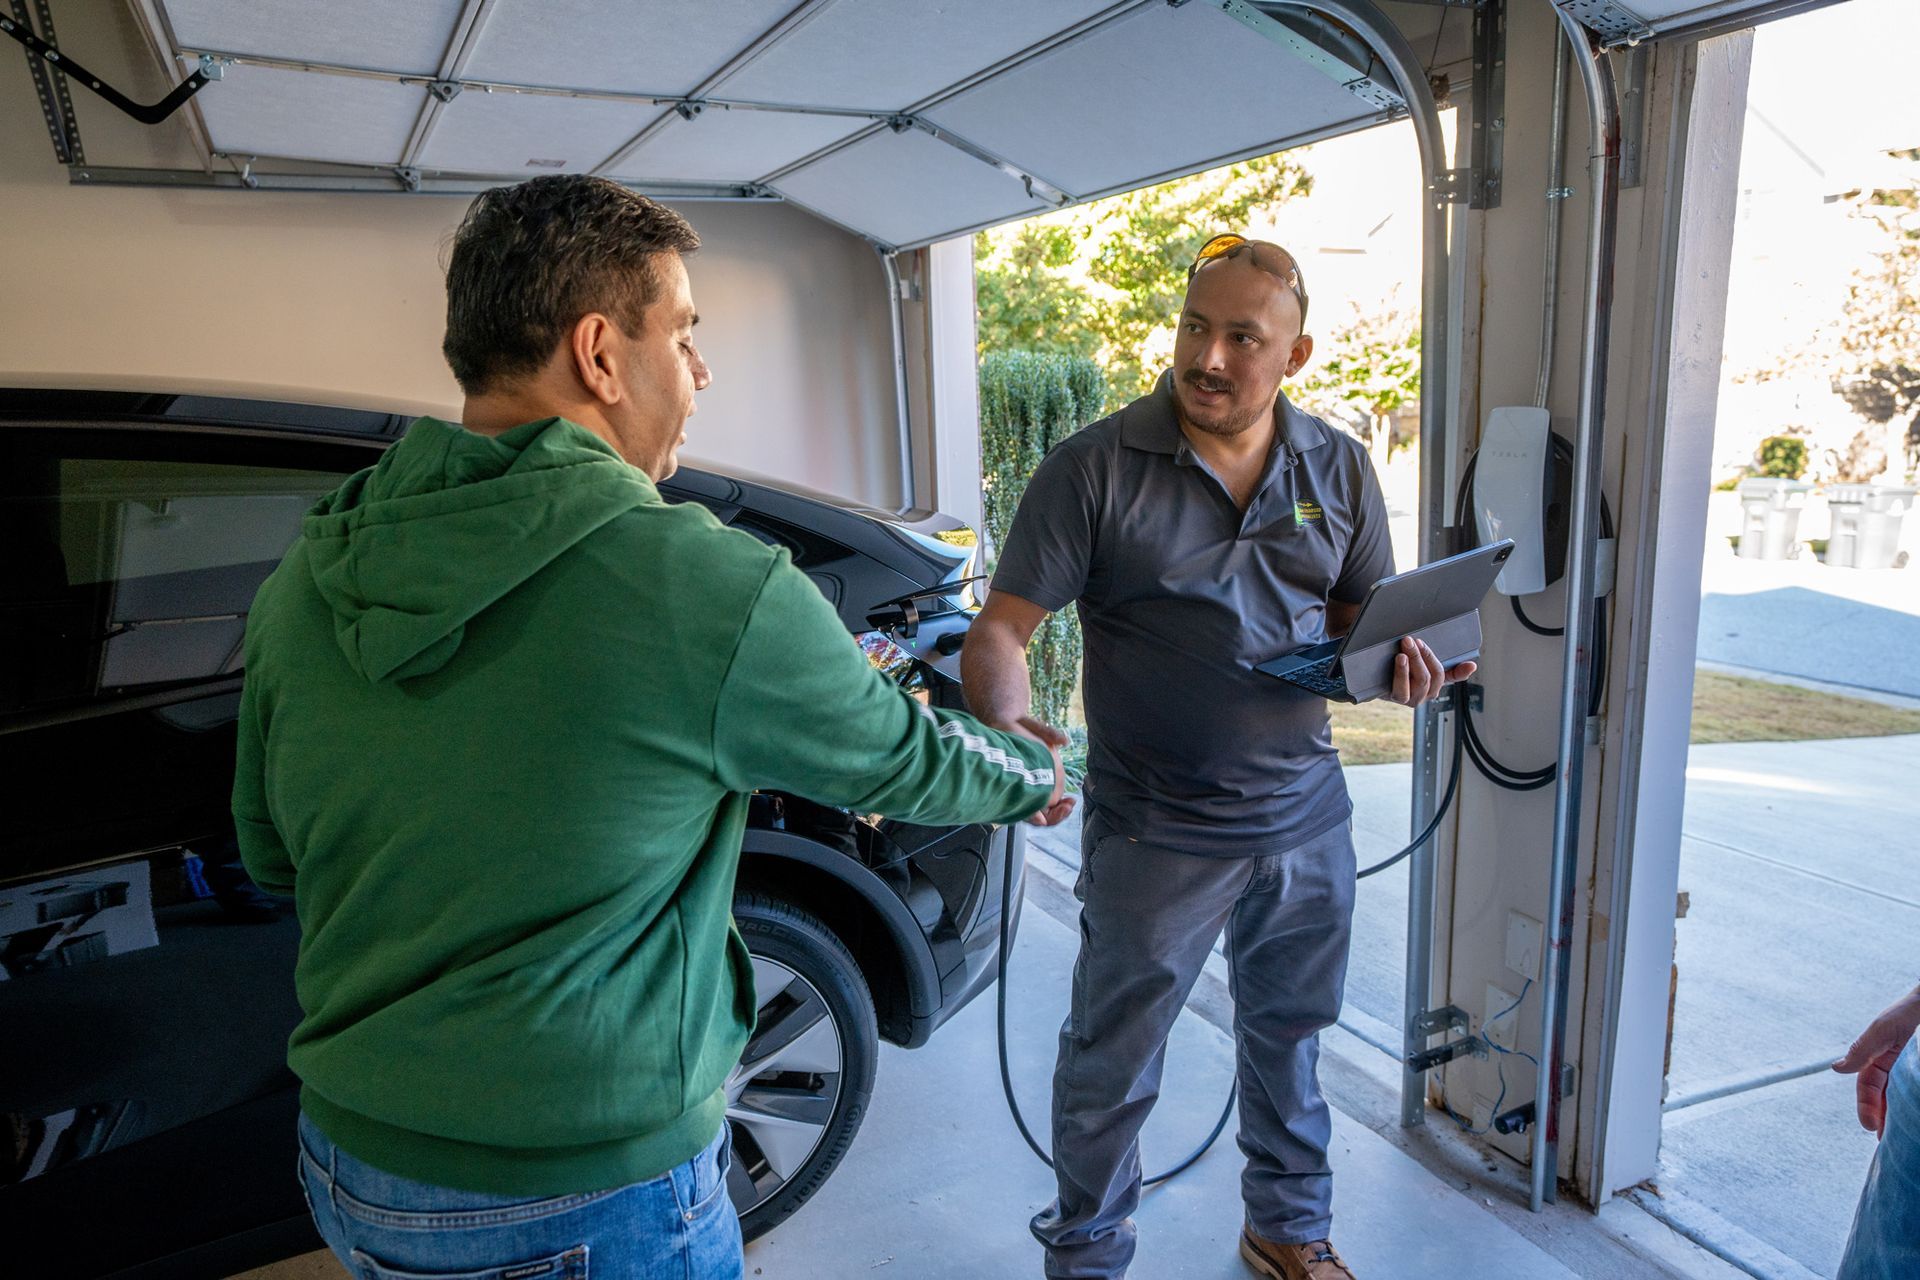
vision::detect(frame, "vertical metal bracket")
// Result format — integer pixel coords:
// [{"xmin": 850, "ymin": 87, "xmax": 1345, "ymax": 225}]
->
[
  {"xmin": 1468, "ymin": 0, "xmax": 1505, "ymax": 208},
  {"xmin": 1617, "ymin": 43, "xmax": 1651, "ymax": 188},
  {"xmin": 10, "ymin": 0, "xmax": 83, "ymax": 164}
]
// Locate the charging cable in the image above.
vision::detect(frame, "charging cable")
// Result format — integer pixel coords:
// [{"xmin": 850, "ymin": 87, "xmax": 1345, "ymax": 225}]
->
[{"xmin": 994, "ymin": 833, "xmax": 1236, "ymax": 1184}]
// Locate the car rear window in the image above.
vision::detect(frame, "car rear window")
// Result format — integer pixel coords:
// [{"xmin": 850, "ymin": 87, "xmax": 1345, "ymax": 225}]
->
[{"xmin": 1, "ymin": 429, "xmax": 354, "ymax": 719}]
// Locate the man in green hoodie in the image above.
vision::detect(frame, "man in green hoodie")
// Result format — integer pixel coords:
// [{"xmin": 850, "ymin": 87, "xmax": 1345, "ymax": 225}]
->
[{"xmin": 234, "ymin": 174, "xmax": 1064, "ymax": 1280}]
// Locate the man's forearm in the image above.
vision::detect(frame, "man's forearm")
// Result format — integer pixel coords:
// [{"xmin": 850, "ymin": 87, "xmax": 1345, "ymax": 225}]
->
[{"xmin": 960, "ymin": 623, "xmax": 1035, "ymax": 729}]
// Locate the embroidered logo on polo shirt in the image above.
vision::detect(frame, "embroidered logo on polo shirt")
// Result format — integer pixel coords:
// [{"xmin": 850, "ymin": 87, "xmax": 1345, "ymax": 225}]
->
[{"xmin": 1294, "ymin": 498, "xmax": 1324, "ymax": 526}]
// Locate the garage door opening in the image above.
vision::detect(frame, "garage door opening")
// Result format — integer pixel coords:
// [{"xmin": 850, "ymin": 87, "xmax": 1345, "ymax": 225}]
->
[{"xmin": 1635, "ymin": 4, "xmax": 1920, "ymax": 1275}]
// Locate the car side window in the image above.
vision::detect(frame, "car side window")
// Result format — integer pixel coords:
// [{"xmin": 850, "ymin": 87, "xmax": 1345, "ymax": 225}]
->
[{"xmin": 0, "ymin": 430, "xmax": 346, "ymax": 720}]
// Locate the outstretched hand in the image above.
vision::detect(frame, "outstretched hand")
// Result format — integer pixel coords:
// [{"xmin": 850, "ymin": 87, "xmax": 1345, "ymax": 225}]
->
[
  {"xmin": 1005, "ymin": 714, "xmax": 1077, "ymax": 828},
  {"xmin": 1834, "ymin": 988, "xmax": 1920, "ymax": 1138},
  {"xmin": 1385, "ymin": 637, "xmax": 1475, "ymax": 708}
]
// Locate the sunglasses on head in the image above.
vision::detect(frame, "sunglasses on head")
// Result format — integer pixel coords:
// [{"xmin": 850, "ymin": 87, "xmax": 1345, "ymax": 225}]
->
[{"xmin": 1187, "ymin": 233, "xmax": 1310, "ymax": 329}]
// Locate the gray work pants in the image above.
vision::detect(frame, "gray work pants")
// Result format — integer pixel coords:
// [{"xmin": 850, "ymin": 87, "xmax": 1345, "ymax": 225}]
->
[{"xmin": 1030, "ymin": 808, "xmax": 1356, "ymax": 1279}]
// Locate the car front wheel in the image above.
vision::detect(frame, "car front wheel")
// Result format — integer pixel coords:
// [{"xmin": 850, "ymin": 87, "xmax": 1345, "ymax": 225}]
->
[{"xmin": 726, "ymin": 893, "xmax": 879, "ymax": 1241}]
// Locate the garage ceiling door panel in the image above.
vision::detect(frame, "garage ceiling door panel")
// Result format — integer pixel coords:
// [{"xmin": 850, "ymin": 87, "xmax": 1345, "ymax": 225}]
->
[
  {"xmin": 924, "ymin": 0, "xmax": 1367, "ymax": 197},
  {"xmin": 160, "ymin": 0, "xmax": 463, "ymax": 75},
  {"xmin": 460, "ymin": 0, "xmax": 797, "ymax": 94},
  {"xmin": 718, "ymin": 0, "xmax": 1119, "ymax": 111},
  {"xmin": 606, "ymin": 110, "xmax": 869, "ymax": 184},
  {"xmin": 191, "ymin": 64, "xmax": 427, "ymax": 168},
  {"xmin": 419, "ymin": 91, "xmax": 655, "ymax": 175},
  {"xmin": 130, "ymin": 0, "xmax": 1453, "ymax": 245},
  {"xmin": 773, "ymin": 127, "xmax": 1045, "ymax": 249}
]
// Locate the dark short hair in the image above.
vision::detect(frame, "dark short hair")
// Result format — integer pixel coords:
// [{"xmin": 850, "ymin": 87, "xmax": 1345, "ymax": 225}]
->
[{"xmin": 441, "ymin": 175, "xmax": 700, "ymax": 395}]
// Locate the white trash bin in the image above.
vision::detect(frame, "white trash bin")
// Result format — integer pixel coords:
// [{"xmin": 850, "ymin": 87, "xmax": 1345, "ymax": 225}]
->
[
  {"xmin": 1859, "ymin": 485, "xmax": 1916, "ymax": 569},
  {"xmin": 1736, "ymin": 478, "xmax": 1811, "ymax": 560}
]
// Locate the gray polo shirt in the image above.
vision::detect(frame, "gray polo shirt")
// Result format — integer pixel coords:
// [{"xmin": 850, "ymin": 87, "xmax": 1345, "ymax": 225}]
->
[{"xmin": 991, "ymin": 374, "xmax": 1395, "ymax": 856}]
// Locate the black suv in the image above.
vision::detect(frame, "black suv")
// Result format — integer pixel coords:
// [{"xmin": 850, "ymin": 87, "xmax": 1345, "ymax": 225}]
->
[{"xmin": 0, "ymin": 390, "xmax": 1026, "ymax": 1278}]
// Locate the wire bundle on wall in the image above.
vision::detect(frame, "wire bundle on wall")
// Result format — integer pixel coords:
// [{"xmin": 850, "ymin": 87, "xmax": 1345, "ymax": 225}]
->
[{"xmin": 1451, "ymin": 437, "xmax": 1615, "ymax": 793}]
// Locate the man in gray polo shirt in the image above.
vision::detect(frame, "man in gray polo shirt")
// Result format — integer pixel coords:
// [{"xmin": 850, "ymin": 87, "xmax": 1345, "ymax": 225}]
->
[{"xmin": 963, "ymin": 236, "xmax": 1470, "ymax": 1280}]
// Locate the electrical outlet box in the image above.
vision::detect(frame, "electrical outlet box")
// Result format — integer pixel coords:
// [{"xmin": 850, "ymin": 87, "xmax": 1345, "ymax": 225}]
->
[
  {"xmin": 1484, "ymin": 984, "xmax": 1519, "ymax": 1050},
  {"xmin": 1505, "ymin": 911, "xmax": 1542, "ymax": 981}
]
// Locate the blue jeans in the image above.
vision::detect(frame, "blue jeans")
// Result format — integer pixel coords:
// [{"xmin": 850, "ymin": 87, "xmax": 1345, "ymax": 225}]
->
[
  {"xmin": 1838, "ymin": 1038, "xmax": 1920, "ymax": 1280},
  {"xmin": 296, "ymin": 1113, "xmax": 743, "ymax": 1280}
]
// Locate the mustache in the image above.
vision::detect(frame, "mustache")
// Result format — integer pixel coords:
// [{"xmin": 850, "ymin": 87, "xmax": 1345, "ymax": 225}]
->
[{"xmin": 1183, "ymin": 370, "xmax": 1233, "ymax": 394}]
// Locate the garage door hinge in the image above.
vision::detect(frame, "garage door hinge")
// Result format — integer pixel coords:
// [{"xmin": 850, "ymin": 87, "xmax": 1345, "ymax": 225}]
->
[
  {"xmin": 1555, "ymin": 0, "xmax": 1653, "ymax": 46},
  {"xmin": 427, "ymin": 79, "xmax": 462, "ymax": 104},
  {"xmin": 1431, "ymin": 168, "xmax": 1473, "ymax": 204},
  {"xmin": 1341, "ymin": 74, "xmax": 1403, "ymax": 114},
  {"xmin": 395, "ymin": 166, "xmax": 422, "ymax": 193}
]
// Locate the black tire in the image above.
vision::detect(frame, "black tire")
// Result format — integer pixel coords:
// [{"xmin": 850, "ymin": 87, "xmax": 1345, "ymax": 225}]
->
[{"xmin": 727, "ymin": 893, "xmax": 879, "ymax": 1242}]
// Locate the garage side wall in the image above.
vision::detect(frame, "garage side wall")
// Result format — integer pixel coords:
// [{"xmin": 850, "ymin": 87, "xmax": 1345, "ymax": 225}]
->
[{"xmin": 0, "ymin": 26, "xmax": 903, "ymax": 504}]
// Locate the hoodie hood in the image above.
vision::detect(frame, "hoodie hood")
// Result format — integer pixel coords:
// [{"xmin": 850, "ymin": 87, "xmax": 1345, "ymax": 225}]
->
[{"xmin": 303, "ymin": 416, "xmax": 655, "ymax": 683}]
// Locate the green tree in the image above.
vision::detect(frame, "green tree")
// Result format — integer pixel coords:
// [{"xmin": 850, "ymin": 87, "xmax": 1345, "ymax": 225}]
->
[
  {"xmin": 1833, "ymin": 159, "xmax": 1920, "ymax": 442},
  {"xmin": 976, "ymin": 152, "xmax": 1312, "ymax": 408},
  {"xmin": 978, "ymin": 351, "xmax": 1106, "ymax": 735},
  {"xmin": 1756, "ymin": 433, "xmax": 1808, "ymax": 480},
  {"xmin": 1292, "ymin": 293, "xmax": 1421, "ymax": 456}
]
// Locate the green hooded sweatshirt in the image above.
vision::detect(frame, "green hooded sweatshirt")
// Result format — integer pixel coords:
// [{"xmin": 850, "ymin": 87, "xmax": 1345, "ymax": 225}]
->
[{"xmin": 233, "ymin": 417, "xmax": 1054, "ymax": 1196}]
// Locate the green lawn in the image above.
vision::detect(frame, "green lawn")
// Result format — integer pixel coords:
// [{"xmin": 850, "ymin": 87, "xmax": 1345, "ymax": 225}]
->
[{"xmin": 1328, "ymin": 669, "xmax": 1920, "ymax": 766}]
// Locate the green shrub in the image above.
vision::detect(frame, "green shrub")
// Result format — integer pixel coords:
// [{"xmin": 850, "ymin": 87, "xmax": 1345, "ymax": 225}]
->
[
  {"xmin": 978, "ymin": 351, "xmax": 1106, "ymax": 734},
  {"xmin": 1757, "ymin": 434, "xmax": 1808, "ymax": 480}
]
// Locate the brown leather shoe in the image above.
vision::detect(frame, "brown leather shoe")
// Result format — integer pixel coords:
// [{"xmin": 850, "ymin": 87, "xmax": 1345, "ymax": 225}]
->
[{"xmin": 1239, "ymin": 1228, "xmax": 1357, "ymax": 1280}]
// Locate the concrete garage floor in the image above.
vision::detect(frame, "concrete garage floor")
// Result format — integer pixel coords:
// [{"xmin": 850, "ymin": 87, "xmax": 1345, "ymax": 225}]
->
[
  {"xmin": 746, "ymin": 890, "xmax": 1591, "ymax": 1279},
  {"xmin": 242, "ymin": 851, "xmax": 1735, "ymax": 1280}
]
